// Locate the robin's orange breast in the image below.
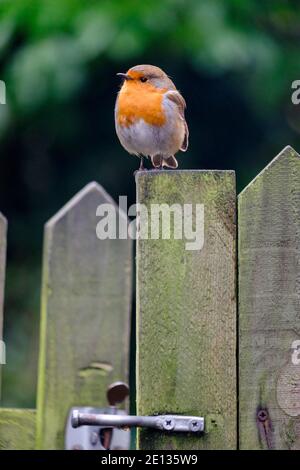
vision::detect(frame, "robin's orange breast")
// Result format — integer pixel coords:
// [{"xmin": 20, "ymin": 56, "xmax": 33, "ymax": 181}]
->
[{"xmin": 117, "ymin": 81, "xmax": 167, "ymax": 127}]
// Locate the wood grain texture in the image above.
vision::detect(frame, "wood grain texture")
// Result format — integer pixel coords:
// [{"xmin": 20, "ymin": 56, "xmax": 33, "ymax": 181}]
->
[
  {"xmin": 0, "ymin": 213, "xmax": 7, "ymax": 343},
  {"xmin": 239, "ymin": 146, "xmax": 300, "ymax": 449},
  {"xmin": 0, "ymin": 217, "xmax": 35, "ymax": 450},
  {"xmin": 136, "ymin": 170, "xmax": 237, "ymax": 450},
  {"xmin": 0, "ymin": 213, "xmax": 7, "ymax": 397},
  {"xmin": 0, "ymin": 409, "xmax": 36, "ymax": 450},
  {"xmin": 36, "ymin": 182, "xmax": 132, "ymax": 449}
]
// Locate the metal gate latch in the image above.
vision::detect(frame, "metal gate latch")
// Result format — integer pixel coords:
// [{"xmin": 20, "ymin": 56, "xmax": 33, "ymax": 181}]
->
[
  {"xmin": 66, "ymin": 382, "xmax": 205, "ymax": 450},
  {"xmin": 72, "ymin": 410, "xmax": 205, "ymax": 433},
  {"xmin": 65, "ymin": 382, "xmax": 131, "ymax": 450}
]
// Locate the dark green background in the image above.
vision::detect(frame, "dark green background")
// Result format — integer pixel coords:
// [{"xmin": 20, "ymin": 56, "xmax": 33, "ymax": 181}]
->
[{"xmin": 0, "ymin": 0, "xmax": 300, "ymax": 407}]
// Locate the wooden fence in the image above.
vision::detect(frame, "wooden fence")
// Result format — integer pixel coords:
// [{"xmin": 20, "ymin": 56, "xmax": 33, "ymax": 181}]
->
[
  {"xmin": 0, "ymin": 146, "xmax": 299, "ymax": 449},
  {"xmin": 0, "ymin": 183, "xmax": 132, "ymax": 449}
]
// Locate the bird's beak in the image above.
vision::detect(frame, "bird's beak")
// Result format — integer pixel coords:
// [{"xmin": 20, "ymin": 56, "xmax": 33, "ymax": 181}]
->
[{"xmin": 117, "ymin": 73, "xmax": 132, "ymax": 81}]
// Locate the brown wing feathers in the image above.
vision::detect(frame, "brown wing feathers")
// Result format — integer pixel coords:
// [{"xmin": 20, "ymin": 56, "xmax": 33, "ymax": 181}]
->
[{"xmin": 166, "ymin": 90, "xmax": 189, "ymax": 152}]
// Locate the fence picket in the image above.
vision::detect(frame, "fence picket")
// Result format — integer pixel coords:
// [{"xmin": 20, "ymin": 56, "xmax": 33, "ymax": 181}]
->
[
  {"xmin": 0, "ymin": 409, "xmax": 36, "ymax": 450},
  {"xmin": 2, "ymin": 144, "xmax": 300, "ymax": 450},
  {"xmin": 0, "ymin": 214, "xmax": 37, "ymax": 449},
  {"xmin": 239, "ymin": 146, "xmax": 300, "ymax": 449},
  {"xmin": 0, "ymin": 213, "xmax": 7, "ymax": 397},
  {"xmin": 0, "ymin": 213, "xmax": 6, "ymax": 356},
  {"xmin": 36, "ymin": 182, "xmax": 132, "ymax": 449},
  {"xmin": 136, "ymin": 171, "xmax": 237, "ymax": 450}
]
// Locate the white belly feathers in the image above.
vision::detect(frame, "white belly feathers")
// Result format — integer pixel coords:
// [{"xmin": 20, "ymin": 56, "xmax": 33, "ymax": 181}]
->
[{"xmin": 115, "ymin": 94, "xmax": 185, "ymax": 157}]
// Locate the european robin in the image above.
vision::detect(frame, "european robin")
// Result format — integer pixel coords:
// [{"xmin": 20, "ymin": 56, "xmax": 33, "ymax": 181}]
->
[{"xmin": 115, "ymin": 65, "xmax": 189, "ymax": 170}]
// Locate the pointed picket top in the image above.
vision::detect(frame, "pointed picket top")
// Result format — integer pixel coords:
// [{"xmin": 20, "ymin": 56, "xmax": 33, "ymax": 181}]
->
[
  {"xmin": 36, "ymin": 182, "xmax": 132, "ymax": 449},
  {"xmin": 0, "ymin": 212, "xmax": 6, "ymax": 225},
  {"xmin": 239, "ymin": 146, "xmax": 300, "ymax": 449},
  {"xmin": 46, "ymin": 181, "xmax": 127, "ymax": 228},
  {"xmin": 239, "ymin": 145, "xmax": 300, "ymax": 198}
]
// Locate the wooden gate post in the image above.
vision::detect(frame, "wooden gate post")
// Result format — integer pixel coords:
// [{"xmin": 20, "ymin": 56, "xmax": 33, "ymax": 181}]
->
[
  {"xmin": 0, "ymin": 213, "xmax": 7, "ymax": 397},
  {"xmin": 136, "ymin": 170, "xmax": 237, "ymax": 450},
  {"xmin": 0, "ymin": 214, "xmax": 36, "ymax": 450},
  {"xmin": 36, "ymin": 182, "xmax": 132, "ymax": 449},
  {"xmin": 239, "ymin": 146, "xmax": 300, "ymax": 449},
  {"xmin": 0, "ymin": 213, "xmax": 7, "ymax": 378}
]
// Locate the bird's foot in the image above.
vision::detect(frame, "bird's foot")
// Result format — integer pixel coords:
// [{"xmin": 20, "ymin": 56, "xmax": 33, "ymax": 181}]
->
[
  {"xmin": 134, "ymin": 157, "xmax": 148, "ymax": 175},
  {"xmin": 150, "ymin": 165, "xmax": 164, "ymax": 171}
]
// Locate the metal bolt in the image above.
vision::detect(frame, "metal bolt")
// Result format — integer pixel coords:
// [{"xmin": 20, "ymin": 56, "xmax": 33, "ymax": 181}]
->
[
  {"xmin": 163, "ymin": 418, "xmax": 175, "ymax": 431},
  {"xmin": 189, "ymin": 419, "xmax": 202, "ymax": 432},
  {"xmin": 90, "ymin": 431, "xmax": 99, "ymax": 446},
  {"xmin": 72, "ymin": 409, "xmax": 79, "ymax": 428}
]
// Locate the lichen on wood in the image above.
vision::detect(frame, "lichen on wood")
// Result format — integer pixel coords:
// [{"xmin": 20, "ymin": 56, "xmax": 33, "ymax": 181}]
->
[
  {"xmin": 0, "ymin": 409, "xmax": 36, "ymax": 450},
  {"xmin": 36, "ymin": 182, "xmax": 132, "ymax": 449},
  {"xmin": 239, "ymin": 146, "xmax": 300, "ymax": 450},
  {"xmin": 136, "ymin": 170, "xmax": 237, "ymax": 450}
]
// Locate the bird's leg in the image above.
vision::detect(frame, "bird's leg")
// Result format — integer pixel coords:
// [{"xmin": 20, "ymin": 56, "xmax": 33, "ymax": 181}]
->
[
  {"xmin": 134, "ymin": 156, "xmax": 147, "ymax": 176},
  {"xmin": 139, "ymin": 156, "xmax": 145, "ymax": 171},
  {"xmin": 159, "ymin": 155, "xmax": 164, "ymax": 170}
]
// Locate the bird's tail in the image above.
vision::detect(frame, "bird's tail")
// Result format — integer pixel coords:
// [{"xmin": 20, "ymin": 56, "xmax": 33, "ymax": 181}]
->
[{"xmin": 151, "ymin": 155, "xmax": 178, "ymax": 169}]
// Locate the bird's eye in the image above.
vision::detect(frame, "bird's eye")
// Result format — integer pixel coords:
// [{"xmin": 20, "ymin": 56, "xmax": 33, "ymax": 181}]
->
[{"xmin": 140, "ymin": 77, "xmax": 148, "ymax": 83}]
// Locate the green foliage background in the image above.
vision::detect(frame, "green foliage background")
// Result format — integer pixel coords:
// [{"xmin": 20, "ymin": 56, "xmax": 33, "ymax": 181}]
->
[{"xmin": 0, "ymin": 0, "xmax": 300, "ymax": 407}]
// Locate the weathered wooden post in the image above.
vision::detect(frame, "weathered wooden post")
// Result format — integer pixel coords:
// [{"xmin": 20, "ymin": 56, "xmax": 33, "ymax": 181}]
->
[
  {"xmin": 239, "ymin": 146, "xmax": 300, "ymax": 449},
  {"xmin": 0, "ymin": 212, "xmax": 7, "ymax": 400},
  {"xmin": 136, "ymin": 170, "xmax": 237, "ymax": 450},
  {"xmin": 36, "ymin": 182, "xmax": 132, "ymax": 449},
  {"xmin": 0, "ymin": 214, "xmax": 36, "ymax": 450},
  {"xmin": 0, "ymin": 213, "xmax": 7, "ymax": 379},
  {"xmin": 0, "ymin": 409, "xmax": 36, "ymax": 450}
]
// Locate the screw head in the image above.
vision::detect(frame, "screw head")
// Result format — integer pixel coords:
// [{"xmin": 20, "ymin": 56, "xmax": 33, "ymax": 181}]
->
[
  {"xmin": 163, "ymin": 418, "xmax": 175, "ymax": 431},
  {"xmin": 257, "ymin": 409, "xmax": 268, "ymax": 422},
  {"xmin": 189, "ymin": 419, "xmax": 202, "ymax": 432}
]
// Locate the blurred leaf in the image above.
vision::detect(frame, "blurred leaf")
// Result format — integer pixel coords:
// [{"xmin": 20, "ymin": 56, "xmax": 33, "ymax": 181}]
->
[
  {"xmin": 8, "ymin": 36, "xmax": 86, "ymax": 112},
  {"xmin": 75, "ymin": 10, "xmax": 117, "ymax": 60},
  {"xmin": 109, "ymin": 30, "xmax": 144, "ymax": 60},
  {"xmin": 0, "ymin": 20, "xmax": 15, "ymax": 57}
]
